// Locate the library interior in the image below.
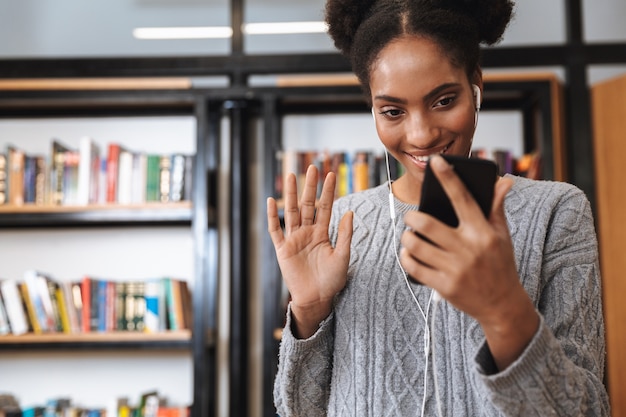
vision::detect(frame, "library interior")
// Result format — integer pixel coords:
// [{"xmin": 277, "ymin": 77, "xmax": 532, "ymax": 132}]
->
[{"xmin": 0, "ymin": 0, "xmax": 625, "ymax": 416}]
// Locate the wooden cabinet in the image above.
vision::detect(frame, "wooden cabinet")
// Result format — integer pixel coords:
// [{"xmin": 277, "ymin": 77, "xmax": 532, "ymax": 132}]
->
[{"xmin": 592, "ymin": 73, "xmax": 626, "ymax": 417}]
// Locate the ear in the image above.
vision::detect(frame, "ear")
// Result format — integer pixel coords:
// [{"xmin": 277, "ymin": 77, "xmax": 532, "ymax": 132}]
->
[
  {"xmin": 472, "ymin": 84, "xmax": 482, "ymax": 110},
  {"xmin": 470, "ymin": 67, "xmax": 484, "ymax": 110}
]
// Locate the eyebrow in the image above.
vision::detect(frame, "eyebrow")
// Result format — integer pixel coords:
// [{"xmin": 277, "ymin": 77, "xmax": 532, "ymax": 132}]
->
[{"xmin": 373, "ymin": 82, "xmax": 461, "ymax": 105}]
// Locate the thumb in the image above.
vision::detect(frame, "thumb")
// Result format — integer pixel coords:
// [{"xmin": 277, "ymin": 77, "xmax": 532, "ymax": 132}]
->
[{"xmin": 334, "ymin": 211, "xmax": 354, "ymax": 258}]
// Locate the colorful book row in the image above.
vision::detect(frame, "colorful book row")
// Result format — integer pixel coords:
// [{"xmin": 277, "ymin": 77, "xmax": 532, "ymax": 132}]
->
[
  {"xmin": 275, "ymin": 149, "xmax": 405, "ymax": 200},
  {"xmin": 0, "ymin": 392, "xmax": 189, "ymax": 417},
  {"xmin": 0, "ymin": 272, "xmax": 192, "ymax": 336},
  {"xmin": 275, "ymin": 148, "xmax": 541, "ymax": 201},
  {"xmin": 0, "ymin": 138, "xmax": 193, "ymax": 207}
]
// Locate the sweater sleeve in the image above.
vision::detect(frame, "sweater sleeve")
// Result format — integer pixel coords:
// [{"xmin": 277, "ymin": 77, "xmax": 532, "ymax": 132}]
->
[
  {"xmin": 273, "ymin": 303, "xmax": 335, "ymax": 417},
  {"xmin": 474, "ymin": 185, "xmax": 610, "ymax": 416}
]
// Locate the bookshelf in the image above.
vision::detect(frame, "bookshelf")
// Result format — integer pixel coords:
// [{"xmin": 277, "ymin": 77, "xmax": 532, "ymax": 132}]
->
[
  {"xmin": 258, "ymin": 72, "xmax": 567, "ymax": 417},
  {"xmin": 0, "ymin": 81, "xmax": 218, "ymax": 417}
]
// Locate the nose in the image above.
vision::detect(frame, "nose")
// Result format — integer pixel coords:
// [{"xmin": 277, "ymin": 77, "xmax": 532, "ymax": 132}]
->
[{"xmin": 405, "ymin": 112, "xmax": 439, "ymax": 149}]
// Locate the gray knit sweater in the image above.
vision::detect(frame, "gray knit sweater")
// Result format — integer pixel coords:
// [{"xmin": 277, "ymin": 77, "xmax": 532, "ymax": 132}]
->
[{"xmin": 273, "ymin": 175, "xmax": 609, "ymax": 416}]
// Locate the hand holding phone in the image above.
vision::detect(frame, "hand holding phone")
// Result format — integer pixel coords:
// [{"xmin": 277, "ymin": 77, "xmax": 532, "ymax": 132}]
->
[{"xmin": 419, "ymin": 155, "xmax": 498, "ymax": 228}]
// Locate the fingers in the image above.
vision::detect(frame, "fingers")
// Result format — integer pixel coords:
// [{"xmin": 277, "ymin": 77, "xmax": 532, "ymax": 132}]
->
[
  {"xmin": 267, "ymin": 197, "xmax": 284, "ymax": 247},
  {"xmin": 313, "ymin": 171, "xmax": 337, "ymax": 227},
  {"xmin": 274, "ymin": 164, "xmax": 336, "ymax": 236},
  {"xmin": 429, "ymin": 156, "xmax": 489, "ymax": 226},
  {"xmin": 334, "ymin": 211, "xmax": 354, "ymax": 259},
  {"xmin": 491, "ymin": 177, "xmax": 514, "ymax": 221},
  {"xmin": 283, "ymin": 172, "xmax": 300, "ymax": 235},
  {"xmin": 300, "ymin": 165, "xmax": 320, "ymax": 226}
]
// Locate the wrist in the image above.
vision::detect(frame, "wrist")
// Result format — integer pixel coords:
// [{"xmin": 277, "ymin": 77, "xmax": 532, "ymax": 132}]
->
[
  {"xmin": 479, "ymin": 291, "xmax": 540, "ymax": 371},
  {"xmin": 290, "ymin": 301, "xmax": 333, "ymax": 339}
]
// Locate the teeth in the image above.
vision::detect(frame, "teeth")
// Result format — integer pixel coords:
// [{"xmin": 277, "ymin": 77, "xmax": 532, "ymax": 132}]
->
[{"xmin": 413, "ymin": 144, "xmax": 449, "ymax": 162}]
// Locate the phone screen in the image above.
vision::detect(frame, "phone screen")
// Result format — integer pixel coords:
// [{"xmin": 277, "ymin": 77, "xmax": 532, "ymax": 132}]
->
[{"xmin": 418, "ymin": 155, "xmax": 498, "ymax": 228}]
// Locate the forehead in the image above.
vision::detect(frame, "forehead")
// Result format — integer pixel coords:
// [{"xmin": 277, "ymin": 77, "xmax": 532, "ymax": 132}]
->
[{"xmin": 370, "ymin": 35, "xmax": 466, "ymax": 95}]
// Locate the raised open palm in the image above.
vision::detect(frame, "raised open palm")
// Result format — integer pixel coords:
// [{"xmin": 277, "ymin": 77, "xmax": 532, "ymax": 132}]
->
[{"xmin": 267, "ymin": 164, "xmax": 353, "ymax": 338}]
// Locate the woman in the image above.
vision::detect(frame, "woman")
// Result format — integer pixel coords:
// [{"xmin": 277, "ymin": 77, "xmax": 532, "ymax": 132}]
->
[{"xmin": 266, "ymin": 0, "xmax": 610, "ymax": 415}]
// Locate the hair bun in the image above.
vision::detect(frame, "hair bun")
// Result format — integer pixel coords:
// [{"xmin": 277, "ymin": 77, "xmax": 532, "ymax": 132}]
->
[
  {"xmin": 440, "ymin": 0, "xmax": 515, "ymax": 45},
  {"xmin": 325, "ymin": 0, "xmax": 377, "ymax": 56}
]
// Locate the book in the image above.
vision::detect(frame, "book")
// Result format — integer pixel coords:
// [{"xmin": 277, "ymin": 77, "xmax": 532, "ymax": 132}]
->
[
  {"xmin": 7, "ymin": 145, "xmax": 25, "ymax": 206},
  {"xmin": 124, "ymin": 281, "xmax": 145, "ymax": 332},
  {"xmin": 1, "ymin": 279, "xmax": 29, "ymax": 335},
  {"xmin": 0, "ymin": 394, "xmax": 21, "ymax": 417},
  {"xmin": 352, "ymin": 151, "xmax": 370, "ymax": 192},
  {"xmin": 157, "ymin": 407, "xmax": 189, "ymax": 417},
  {"xmin": 133, "ymin": 281, "xmax": 145, "ymax": 332},
  {"xmin": 81, "ymin": 276, "xmax": 91, "ymax": 333},
  {"xmin": 106, "ymin": 280, "xmax": 116, "ymax": 332},
  {"xmin": 90, "ymin": 278, "xmax": 107, "ymax": 332},
  {"xmin": 164, "ymin": 278, "xmax": 187, "ymax": 331},
  {"xmin": 54, "ymin": 282, "xmax": 72, "ymax": 333},
  {"xmin": 179, "ymin": 280, "xmax": 193, "ymax": 330},
  {"xmin": 183, "ymin": 154, "xmax": 193, "ymax": 202},
  {"xmin": 63, "ymin": 149, "xmax": 80, "ymax": 205},
  {"xmin": 98, "ymin": 158, "xmax": 107, "ymax": 204},
  {"xmin": 23, "ymin": 154, "xmax": 37, "ymax": 203},
  {"xmin": 145, "ymin": 154, "xmax": 161, "ymax": 202},
  {"xmin": 77, "ymin": 136, "xmax": 101, "ymax": 206},
  {"xmin": 159, "ymin": 155, "xmax": 172, "ymax": 202},
  {"xmin": 169, "ymin": 154, "xmax": 186, "ymax": 202},
  {"xmin": 131, "ymin": 152, "xmax": 148, "ymax": 204},
  {"xmin": 20, "ymin": 281, "xmax": 42, "ymax": 334},
  {"xmin": 46, "ymin": 279, "xmax": 64, "ymax": 332},
  {"xmin": 106, "ymin": 143, "xmax": 123, "ymax": 203},
  {"xmin": 0, "ymin": 290, "xmax": 10, "ymax": 335},
  {"xmin": 117, "ymin": 148, "xmax": 134, "ymax": 205},
  {"xmin": 34, "ymin": 155, "xmax": 46, "ymax": 205},
  {"xmin": 58, "ymin": 281, "xmax": 80, "ymax": 333},
  {"xmin": 144, "ymin": 278, "xmax": 162, "ymax": 333},
  {"xmin": 115, "ymin": 281, "xmax": 127, "ymax": 331},
  {"xmin": 69, "ymin": 281, "xmax": 83, "ymax": 332},
  {"xmin": 23, "ymin": 270, "xmax": 56, "ymax": 332},
  {"xmin": 50, "ymin": 139, "xmax": 73, "ymax": 205},
  {"xmin": 0, "ymin": 153, "xmax": 6, "ymax": 205}
]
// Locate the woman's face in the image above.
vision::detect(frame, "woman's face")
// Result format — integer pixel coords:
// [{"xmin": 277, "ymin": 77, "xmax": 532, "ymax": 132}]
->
[{"xmin": 370, "ymin": 35, "xmax": 480, "ymax": 204}]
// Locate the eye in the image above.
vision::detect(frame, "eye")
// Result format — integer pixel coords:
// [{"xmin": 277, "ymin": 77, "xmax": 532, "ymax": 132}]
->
[
  {"xmin": 379, "ymin": 108, "xmax": 404, "ymax": 118},
  {"xmin": 434, "ymin": 95, "xmax": 456, "ymax": 108}
]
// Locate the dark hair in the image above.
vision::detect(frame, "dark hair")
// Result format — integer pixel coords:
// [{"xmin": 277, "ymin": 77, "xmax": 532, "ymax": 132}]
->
[{"xmin": 325, "ymin": 0, "xmax": 515, "ymax": 100}]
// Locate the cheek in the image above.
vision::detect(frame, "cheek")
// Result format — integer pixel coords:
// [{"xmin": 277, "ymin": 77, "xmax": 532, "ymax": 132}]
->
[{"xmin": 376, "ymin": 124, "xmax": 401, "ymax": 150}]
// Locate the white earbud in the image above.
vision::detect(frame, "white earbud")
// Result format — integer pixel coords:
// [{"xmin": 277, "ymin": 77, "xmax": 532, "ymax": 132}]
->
[{"xmin": 472, "ymin": 84, "xmax": 481, "ymax": 111}]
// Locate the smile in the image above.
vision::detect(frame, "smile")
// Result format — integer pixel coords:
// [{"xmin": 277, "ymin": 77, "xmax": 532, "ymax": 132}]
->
[{"xmin": 408, "ymin": 142, "xmax": 452, "ymax": 163}]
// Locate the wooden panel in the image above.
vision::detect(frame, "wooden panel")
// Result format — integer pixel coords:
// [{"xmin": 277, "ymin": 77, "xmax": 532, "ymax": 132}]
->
[
  {"xmin": 592, "ymin": 73, "xmax": 626, "ymax": 417},
  {"xmin": 0, "ymin": 77, "xmax": 192, "ymax": 90}
]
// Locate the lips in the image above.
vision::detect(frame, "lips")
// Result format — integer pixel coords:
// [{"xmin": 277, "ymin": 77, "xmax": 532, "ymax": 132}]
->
[{"xmin": 406, "ymin": 141, "xmax": 452, "ymax": 164}]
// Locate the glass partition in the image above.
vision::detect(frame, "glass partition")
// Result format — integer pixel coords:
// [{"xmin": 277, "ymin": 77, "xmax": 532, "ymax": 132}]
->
[
  {"xmin": 583, "ymin": 0, "xmax": 626, "ymax": 43},
  {"xmin": 0, "ymin": 0, "xmax": 230, "ymax": 58}
]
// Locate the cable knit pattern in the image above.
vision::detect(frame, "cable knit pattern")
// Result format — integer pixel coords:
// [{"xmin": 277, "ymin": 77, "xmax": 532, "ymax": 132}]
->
[{"xmin": 273, "ymin": 175, "xmax": 609, "ymax": 416}]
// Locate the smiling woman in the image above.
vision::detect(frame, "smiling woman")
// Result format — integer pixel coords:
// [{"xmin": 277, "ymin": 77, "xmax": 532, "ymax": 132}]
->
[{"xmin": 268, "ymin": 0, "xmax": 610, "ymax": 416}]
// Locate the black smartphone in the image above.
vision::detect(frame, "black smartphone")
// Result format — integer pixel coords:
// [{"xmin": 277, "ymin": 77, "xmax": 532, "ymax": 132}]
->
[{"xmin": 419, "ymin": 155, "xmax": 498, "ymax": 228}]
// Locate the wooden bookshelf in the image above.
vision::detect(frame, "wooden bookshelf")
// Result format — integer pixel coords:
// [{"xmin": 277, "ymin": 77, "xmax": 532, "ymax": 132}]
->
[
  {"xmin": 0, "ymin": 201, "xmax": 191, "ymax": 214},
  {"xmin": 0, "ymin": 78, "xmax": 193, "ymax": 91},
  {"xmin": 0, "ymin": 84, "xmax": 217, "ymax": 417},
  {"xmin": 0, "ymin": 329, "xmax": 191, "ymax": 344},
  {"xmin": 0, "ymin": 202, "xmax": 194, "ymax": 226}
]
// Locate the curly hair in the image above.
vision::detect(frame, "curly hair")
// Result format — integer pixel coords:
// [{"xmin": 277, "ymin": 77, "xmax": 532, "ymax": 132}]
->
[{"xmin": 325, "ymin": 0, "xmax": 515, "ymax": 101}]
